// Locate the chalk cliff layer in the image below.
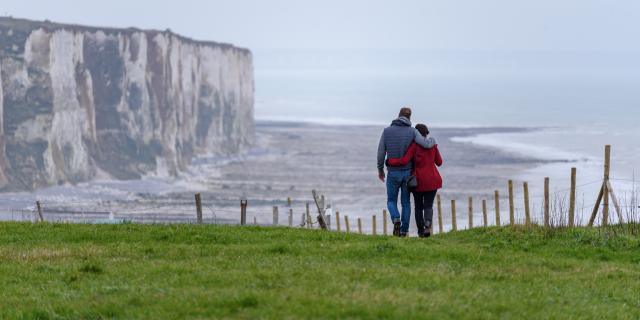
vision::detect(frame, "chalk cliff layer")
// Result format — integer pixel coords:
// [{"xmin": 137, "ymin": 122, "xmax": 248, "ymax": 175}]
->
[{"xmin": 0, "ymin": 17, "xmax": 254, "ymax": 190}]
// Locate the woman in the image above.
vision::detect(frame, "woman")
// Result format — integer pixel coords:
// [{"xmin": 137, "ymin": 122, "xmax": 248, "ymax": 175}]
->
[{"xmin": 387, "ymin": 124, "xmax": 443, "ymax": 238}]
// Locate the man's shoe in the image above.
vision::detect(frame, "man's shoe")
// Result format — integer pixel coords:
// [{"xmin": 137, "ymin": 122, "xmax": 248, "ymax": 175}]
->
[
  {"xmin": 393, "ymin": 222, "xmax": 401, "ymax": 236},
  {"xmin": 424, "ymin": 231, "xmax": 431, "ymax": 238},
  {"xmin": 399, "ymin": 232, "xmax": 408, "ymax": 238}
]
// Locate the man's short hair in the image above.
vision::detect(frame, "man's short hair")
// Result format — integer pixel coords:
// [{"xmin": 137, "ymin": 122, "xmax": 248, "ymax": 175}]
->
[{"xmin": 398, "ymin": 107, "xmax": 412, "ymax": 119}]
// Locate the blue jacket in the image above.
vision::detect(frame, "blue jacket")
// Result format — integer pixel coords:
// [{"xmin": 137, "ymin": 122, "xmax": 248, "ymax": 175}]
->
[{"xmin": 377, "ymin": 117, "xmax": 436, "ymax": 172}]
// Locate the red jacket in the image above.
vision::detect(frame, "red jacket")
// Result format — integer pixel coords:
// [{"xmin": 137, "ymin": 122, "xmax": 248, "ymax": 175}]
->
[{"xmin": 388, "ymin": 143, "xmax": 443, "ymax": 192}]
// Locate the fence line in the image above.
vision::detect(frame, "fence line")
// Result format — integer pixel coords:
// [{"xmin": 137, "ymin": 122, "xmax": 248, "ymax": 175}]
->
[{"xmin": 1, "ymin": 145, "xmax": 638, "ymax": 235}]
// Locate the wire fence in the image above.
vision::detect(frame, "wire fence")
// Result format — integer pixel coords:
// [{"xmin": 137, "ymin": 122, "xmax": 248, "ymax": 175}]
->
[{"xmin": 0, "ymin": 145, "xmax": 638, "ymax": 236}]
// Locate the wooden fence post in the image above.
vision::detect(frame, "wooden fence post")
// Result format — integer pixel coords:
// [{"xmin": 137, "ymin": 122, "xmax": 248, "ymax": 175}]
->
[
  {"xmin": 482, "ymin": 199, "xmax": 488, "ymax": 227},
  {"xmin": 36, "ymin": 201, "xmax": 44, "ymax": 223},
  {"xmin": 240, "ymin": 200, "xmax": 247, "ymax": 225},
  {"xmin": 311, "ymin": 190, "xmax": 329, "ymax": 231},
  {"xmin": 451, "ymin": 200, "xmax": 457, "ymax": 231},
  {"xmin": 383, "ymin": 209, "xmax": 388, "ymax": 236},
  {"xmin": 468, "ymin": 197, "xmax": 473, "ymax": 229},
  {"xmin": 544, "ymin": 177, "xmax": 550, "ymax": 228},
  {"xmin": 588, "ymin": 145, "xmax": 618, "ymax": 227},
  {"xmin": 437, "ymin": 194, "xmax": 443, "ymax": 233},
  {"xmin": 588, "ymin": 186, "xmax": 604, "ymax": 227},
  {"xmin": 372, "ymin": 215, "xmax": 377, "ymax": 236},
  {"xmin": 306, "ymin": 202, "xmax": 311, "ymax": 229},
  {"xmin": 357, "ymin": 218, "xmax": 363, "ymax": 234},
  {"xmin": 602, "ymin": 146, "xmax": 611, "ymax": 226},
  {"xmin": 569, "ymin": 167, "xmax": 576, "ymax": 227},
  {"xmin": 523, "ymin": 182, "xmax": 531, "ymax": 226},
  {"xmin": 494, "ymin": 190, "xmax": 501, "ymax": 226},
  {"xmin": 194, "ymin": 193, "xmax": 203, "ymax": 224},
  {"xmin": 336, "ymin": 211, "xmax": 341, "ymax": 232},
  {"xmin": 254, "ymin": 216, "xmax": 257, "ymax": 225},
  {"xmin": 289, "ymin": 208, "xmax": 293, "ymax": 227},
  {"xmin": 273, "ymin": 206, "xmax": 279, "ymax": 226},
  {"xmin": 344, "ymin": 215, "xmax": 350, "ymax": 233},
  {"xmin": 508, "ymin": 180, "xmax": 515, "ymax": 226}
]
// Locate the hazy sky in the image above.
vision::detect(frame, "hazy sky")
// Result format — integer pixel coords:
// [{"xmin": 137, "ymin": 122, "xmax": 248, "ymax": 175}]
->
[{"xmin": 3, "ymin": 0, "xmax": 640, "ymax": 52}]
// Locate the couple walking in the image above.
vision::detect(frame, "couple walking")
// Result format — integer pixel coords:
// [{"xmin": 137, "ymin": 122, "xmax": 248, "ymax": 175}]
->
[{"xmin": 377, "ymin": 107, "xmax": 443, "ymax": 237}]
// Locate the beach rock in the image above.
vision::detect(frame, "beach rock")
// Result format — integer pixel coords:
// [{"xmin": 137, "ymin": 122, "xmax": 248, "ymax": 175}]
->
[{"xmin": 0, "ymin": 17, "xmax": 254, "ymax": 190}]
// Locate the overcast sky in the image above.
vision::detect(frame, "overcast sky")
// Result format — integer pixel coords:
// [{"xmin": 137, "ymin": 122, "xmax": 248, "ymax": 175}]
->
[{"xmin": 3, "ymin": 0, "xmax": 640, "ymax": 52}]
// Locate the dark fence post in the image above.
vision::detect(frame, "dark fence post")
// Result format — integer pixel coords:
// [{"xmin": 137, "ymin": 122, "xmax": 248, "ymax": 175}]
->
[
  {"xmin": 482, "ymin": 199, "xmax": 488, "ymax": 227},
  {"xmin": 195, "ymin": 193, "xmax": 203, "ymax": 224},
  {"xmin": 494, "ymin": 190, "xmax": 501, "ymax": 227},
  {"xmin": 36, "ymin": 201, "xmax": 44, "ymax": 222},
  {"xmin": 523, "ymin": 182, "xmax": 531, "ymax": 226},
  {"xmin": 508, "ymin": 180, "xmax": 515, "ymax": 226},
  {"xmin": 569, "ymin": 168, "xmax": 577, "ymax": 227},
  {"xmin": 272, "ymin": 206, "xmax": 279, "ymax": 226},
  {"xmin": 451, "ymin": 200, "xmax": 457, "ymax": 231},
  {"xmin": 468, "ymin": 197, "xmax": 473, "ymax": 229},
  {"xmin": 240, "ymin": 200, "xmax": 247, "ymax": 225}
]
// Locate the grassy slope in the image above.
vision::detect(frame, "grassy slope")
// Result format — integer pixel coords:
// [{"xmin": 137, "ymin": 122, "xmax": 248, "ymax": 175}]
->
[{"xmin": 0, "ymin": 223, "xmax": 639, "ymax": 319}]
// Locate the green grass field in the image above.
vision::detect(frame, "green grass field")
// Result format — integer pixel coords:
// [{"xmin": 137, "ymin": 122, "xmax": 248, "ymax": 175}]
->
[{"xmin": 0, "ymin": 222, "xmax": 639, "ymax": 319}]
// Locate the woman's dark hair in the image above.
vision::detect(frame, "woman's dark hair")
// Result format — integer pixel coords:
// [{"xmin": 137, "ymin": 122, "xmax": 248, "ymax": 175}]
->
[{"xmin": 415, "ymin": 124, "xmax": 429, "ymax": 137}]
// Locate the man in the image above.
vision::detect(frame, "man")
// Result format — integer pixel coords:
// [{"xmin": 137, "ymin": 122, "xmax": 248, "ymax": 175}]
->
[{"xmin": 377, "ymin": 107, "xmax": 436, "ymax": 237}]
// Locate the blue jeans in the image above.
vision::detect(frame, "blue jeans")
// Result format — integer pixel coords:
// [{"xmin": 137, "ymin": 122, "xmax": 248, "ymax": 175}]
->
[{"xmin": 386, "ymin": 169, "xmax": 412, "ymax": 233}]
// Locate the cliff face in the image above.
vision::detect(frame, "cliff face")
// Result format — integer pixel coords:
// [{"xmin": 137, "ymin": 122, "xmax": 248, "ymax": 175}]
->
[{"xmin": 0, "ymin": 17, "xmax": 254, "ymax": 190}]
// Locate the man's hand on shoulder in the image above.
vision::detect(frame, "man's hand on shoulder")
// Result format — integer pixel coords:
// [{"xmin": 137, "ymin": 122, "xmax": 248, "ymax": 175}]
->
[{"xmin": 414, "ymin": 128, "xmax": 437, "ymax": 149}]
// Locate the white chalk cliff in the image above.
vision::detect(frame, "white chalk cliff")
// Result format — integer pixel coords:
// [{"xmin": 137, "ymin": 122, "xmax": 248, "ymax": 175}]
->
[{"xmin": 0, "ymin": 17, "xmax": 254, "ymax": 190}]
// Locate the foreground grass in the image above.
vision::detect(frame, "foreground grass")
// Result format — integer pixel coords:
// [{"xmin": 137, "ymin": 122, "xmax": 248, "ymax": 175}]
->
[{"xmin": 0, "ymin": 223, "xmax": 639, "ymax": 319}]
